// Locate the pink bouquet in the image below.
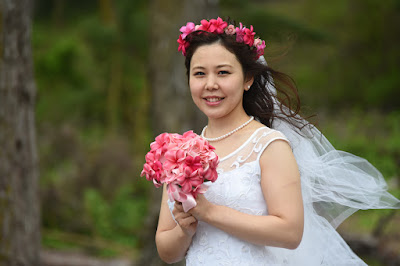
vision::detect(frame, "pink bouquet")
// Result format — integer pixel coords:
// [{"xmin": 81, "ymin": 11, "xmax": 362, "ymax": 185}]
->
[{"xmin": 141, "ymin": 131, "xmax": 219, "ymax": 212}]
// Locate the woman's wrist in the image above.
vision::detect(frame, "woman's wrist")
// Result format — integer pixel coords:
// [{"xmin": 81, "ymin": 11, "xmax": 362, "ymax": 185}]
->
[{"xmin": 203, "ymin": 202, "xmax": 219, "ymax": 224}]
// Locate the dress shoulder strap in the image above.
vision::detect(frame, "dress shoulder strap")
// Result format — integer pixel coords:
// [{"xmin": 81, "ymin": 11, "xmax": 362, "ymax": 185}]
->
[
  {"xmin": 219, "ymin": 127, "xmax": 290, "ymax": 171},
  {"xmin": 255, "ymin": 128, "xmax": 291, "ymax": 161}
]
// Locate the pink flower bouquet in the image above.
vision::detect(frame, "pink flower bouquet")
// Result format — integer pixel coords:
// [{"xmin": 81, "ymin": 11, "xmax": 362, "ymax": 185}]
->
[{"xmin": 141, "ymin": 131, "xmax": 219, "ymax": 212}]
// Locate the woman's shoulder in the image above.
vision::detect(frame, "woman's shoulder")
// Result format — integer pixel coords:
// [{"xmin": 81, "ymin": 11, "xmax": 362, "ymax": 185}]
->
[
  {"xmin": 245, "ymin": 124, "xmax": 293, "ymax": 162},
  {"xmin": 249, "ymin": 121, "xmax": 289, "ymax": 143}
]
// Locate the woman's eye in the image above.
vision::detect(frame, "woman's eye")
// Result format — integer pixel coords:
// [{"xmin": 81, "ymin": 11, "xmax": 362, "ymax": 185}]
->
[
  {"xmin": 219, "ymin": 70, "xmax": 229, "ymax": 75},
  {"xmin": 194, "ymin": 72, "xmax": 205, "ymax": 76}
]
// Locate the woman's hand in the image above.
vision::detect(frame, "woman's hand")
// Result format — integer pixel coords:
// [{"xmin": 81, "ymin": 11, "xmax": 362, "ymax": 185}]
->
[
  {"xmin": 188, "ymin": 194, "xmax": 214, "ymax": 222},
  {"xmin": 173, "ymin": 201, "xmax": 198, "ymax": 238}
]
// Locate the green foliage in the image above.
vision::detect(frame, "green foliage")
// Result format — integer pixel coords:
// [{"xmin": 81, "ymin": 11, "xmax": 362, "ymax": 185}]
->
[
  {"xmin": 33, "ymin": 24, "xmax": 105, "ymax": 124},
  {"xmin": 84, "ymin": 186, "xmax": 147, "ymax": 245},
  {"xmin": 33, "ymin": 1, "xmax": 150, "ymax": 128},
  {"xmin": 39, "ymin": 125, "xmax": 150, "ymax": 240},
  {"xmin": 221, "ymin": 2, "xmax": 328, "ymax": 43},
  {"xmin": 320, "ymin": 109, "xmax": 400, "ymax": 184},
  {"xmin": 220, "ymin": 0, "xmax": 400, "ymax": 110}
]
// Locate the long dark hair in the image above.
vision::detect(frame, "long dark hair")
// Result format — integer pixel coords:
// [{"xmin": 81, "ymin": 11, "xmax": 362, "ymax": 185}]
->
[{"xmin": 184, "ymin": 28, "xmax": 309, "ymax": 131}]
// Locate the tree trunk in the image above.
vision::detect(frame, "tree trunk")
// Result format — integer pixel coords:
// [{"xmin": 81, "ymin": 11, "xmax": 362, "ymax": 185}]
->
[
  {"xmin": 139, "ymin": 1, "xmax": 218, "ymax": 265},
  {"xmin": 0, "ymin": 0, "xmax": 40, "ymax": 265}
]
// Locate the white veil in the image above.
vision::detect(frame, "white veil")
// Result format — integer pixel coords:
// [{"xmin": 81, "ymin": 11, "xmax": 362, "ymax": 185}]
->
[
  {"xmin": 258, "ymin": 56, "xmax": 400, "ymax": 229},
  {"xmin": 254, "ymin": 56, "xmax": 400, "ymax": 264}
]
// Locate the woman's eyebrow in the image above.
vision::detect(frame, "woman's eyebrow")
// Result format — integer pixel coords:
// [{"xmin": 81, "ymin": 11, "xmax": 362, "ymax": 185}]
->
[
  {"xmin": 191, "ymin": 64, "xmax": 233, "ymax": 71},
  {"xmin": 192, "ymin": 66, "xmax": 205, "ymax": 70},
  {"xmin": 216, "ymin": 64, "xmax": 232, "ymax": 68}
]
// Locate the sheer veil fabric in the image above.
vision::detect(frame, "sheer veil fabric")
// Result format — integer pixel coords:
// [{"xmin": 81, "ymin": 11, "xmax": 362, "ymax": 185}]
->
[
  {"xmin": 260, "ymin": 56, "xmax": 400, "ymax": 264},
  {"xmin": 259, "ymin": 55, "xmax": 399, "ymax": 228}
]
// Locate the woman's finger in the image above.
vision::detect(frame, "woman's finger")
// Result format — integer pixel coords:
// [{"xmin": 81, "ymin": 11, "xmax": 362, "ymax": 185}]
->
[
  {"xmin": 174, "ymin": 201, "xmax": 184, "ymax": 211},
  {"xmin": 173, "ymin": 210, "xmax": 191, "ymax": 220},
  {"xmin": 172, "ymin": 204, "xmax": 187, "ymax": 216},
  {"xmin": 177, "ymin": 215, "xmax": 197, "ymax": 228}
]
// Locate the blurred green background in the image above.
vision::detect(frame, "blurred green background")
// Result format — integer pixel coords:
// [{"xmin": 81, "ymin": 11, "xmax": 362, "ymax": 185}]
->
[{"xmin": 33, "ymin": 0, "xmax": 399, "ymax": 265}]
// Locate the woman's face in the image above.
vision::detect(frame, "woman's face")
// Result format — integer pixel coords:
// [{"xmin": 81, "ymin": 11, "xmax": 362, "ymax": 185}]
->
[{"xmin": 189, "ymin": 42, "xmax": 252, "ymax": 120}]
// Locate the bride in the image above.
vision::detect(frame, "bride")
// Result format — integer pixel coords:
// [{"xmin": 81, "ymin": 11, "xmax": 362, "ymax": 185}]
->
[{"xmin": 154, "ymin": 17, "xmax": 400, "ymax": 265}]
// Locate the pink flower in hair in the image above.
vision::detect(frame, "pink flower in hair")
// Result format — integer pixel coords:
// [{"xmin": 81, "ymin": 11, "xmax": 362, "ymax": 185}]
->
[
  {"xmin": 179, "ymin": 22, "xmax": 196, "ymax": 39},
  {"xmin": 177, "ymin": 19, "xmax": 267, "ymax": 61},
  {"xmin": 255, "ymin": 38, "xmax": 266, "ymax": 57},
  {"xmin": 224, "ymin": 24, "xmax": 236, "ymax": 35},
  {"xmin": 177, "ymin": 34, "xmax": 189, "ymax": 56},
  {"xmin": 235, "ymin": 22, "xmax": 246, "ymax": 42},
  {"xmin": 243, "ymin": 25, "xmax": 255, "ymax": 46},
  {"xmin": 209, "ymin": 17, "xmax": 228, "ymax": 34},
  {"xmin": 198, "ymin": 19, "xmax": 212, "ymax": 31}
]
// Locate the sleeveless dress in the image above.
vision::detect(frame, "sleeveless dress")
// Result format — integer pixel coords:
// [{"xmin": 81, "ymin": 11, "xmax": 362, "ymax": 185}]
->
[{"xmin": 167, "ymin": 126, "xmax": 399, "ymax": 265}]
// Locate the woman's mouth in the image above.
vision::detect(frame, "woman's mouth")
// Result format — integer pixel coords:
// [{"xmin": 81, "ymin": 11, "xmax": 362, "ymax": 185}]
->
[
  {"xmin": 205, "ymin": 97, "xmax": 224, "ymax": 102},
  {"xmin": 204, "ymin": 97, "xmax": 224, "ymax": 106}
]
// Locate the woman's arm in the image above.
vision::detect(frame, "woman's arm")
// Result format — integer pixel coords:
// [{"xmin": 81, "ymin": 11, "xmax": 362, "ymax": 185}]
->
[
  {"xmin": 189, "ymin": 140, "xmax": 304, "ymax": 249},
  {"xmin": 155, "ymin": 185, "xmax": 197, "ymax": 263}
]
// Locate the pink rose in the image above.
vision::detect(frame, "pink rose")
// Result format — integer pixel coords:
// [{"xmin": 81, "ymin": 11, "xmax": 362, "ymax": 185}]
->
[
  {"xmin": 179, "ymin": 22, "xmax": 195, "ymax": 39},
  {"xmin": 225, "ymin": 25, "xmax": 236, "ymax": 35}
]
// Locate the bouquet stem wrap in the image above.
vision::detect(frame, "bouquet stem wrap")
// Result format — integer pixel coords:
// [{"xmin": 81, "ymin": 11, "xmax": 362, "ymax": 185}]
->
[{"xmin": 141, "ymin": 131, "xmax": 219, "ymax": 212}]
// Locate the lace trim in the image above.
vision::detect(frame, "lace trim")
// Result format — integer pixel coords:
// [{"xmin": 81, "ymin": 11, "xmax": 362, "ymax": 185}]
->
[
  {"xmin": 219, "ymin": 127, "xmax": 267, "ymax": 162},
  {"xmin": 217, "ymin": 128, "xmax": 290, "ymax": 174}
]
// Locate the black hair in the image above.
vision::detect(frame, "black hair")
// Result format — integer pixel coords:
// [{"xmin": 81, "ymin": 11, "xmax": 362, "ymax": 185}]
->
[{"xmin": 183, "ymin": 27, "xmax": 309, "ymax": 131}]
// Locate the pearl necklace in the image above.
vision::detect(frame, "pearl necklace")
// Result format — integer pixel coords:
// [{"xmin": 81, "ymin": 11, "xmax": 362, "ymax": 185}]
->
[{"xmin": 201, "ymin": 116, "xmax": 254, "ymax": 142}]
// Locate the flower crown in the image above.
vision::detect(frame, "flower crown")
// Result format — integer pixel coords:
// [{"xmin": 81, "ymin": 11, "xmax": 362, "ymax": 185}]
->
[{"xmin": 177, "ymin": 17, "xmax": 266, "ymax": 59}]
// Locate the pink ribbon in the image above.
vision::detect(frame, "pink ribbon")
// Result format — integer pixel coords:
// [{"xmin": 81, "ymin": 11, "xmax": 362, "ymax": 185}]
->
[{"xmin": 167, "ymin": 183, "xmax": 204, "ymax": 212}]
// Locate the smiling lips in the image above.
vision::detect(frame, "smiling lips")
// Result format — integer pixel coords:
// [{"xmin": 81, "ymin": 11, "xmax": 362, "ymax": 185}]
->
[{"xmin": 204, "ymin": 97, "xmax": 225, "ymax": 105}]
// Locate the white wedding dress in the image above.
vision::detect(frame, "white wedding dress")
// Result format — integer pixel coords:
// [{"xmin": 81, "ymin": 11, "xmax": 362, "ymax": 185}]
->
[{"xmin": 168, "ymin": 125, "xmax": 400, "ymax": 265}]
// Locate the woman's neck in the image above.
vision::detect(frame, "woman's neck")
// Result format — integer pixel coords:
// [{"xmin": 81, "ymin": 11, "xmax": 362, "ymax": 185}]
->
[{"xmin": 205, "ymin": 111, "xmax": 252, "ymax": 138}]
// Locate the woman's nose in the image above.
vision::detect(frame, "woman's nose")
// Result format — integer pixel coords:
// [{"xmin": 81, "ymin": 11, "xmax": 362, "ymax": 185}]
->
[{"xmin": 205, "ymin": 75, "xmax": 218, "ymax": 90}]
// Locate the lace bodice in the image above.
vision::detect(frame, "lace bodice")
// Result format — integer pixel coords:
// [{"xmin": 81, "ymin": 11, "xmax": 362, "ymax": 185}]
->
[
  {"xmin": 166, "ymin": 125, "xmax": 386, "ymax": 265},
  {"xmin": 168, "ymin": 127, "xmax": 291, "ymax": 265},
  {"xmin": 187, "ymin": 127, "xmax": 289, "ymax": 265},
  {"xmin": 217, "ymin": 127, "xmax": 289, "ymax": 173},
  {"xmin": 205, "ymin": 127, "xmax": 289, "ymax": 217}
]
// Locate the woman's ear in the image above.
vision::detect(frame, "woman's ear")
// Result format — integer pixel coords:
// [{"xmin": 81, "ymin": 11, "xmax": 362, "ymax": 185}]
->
[{"xmin": 245, "ymin": 76, "xmax": 254, "ymax": 91}]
